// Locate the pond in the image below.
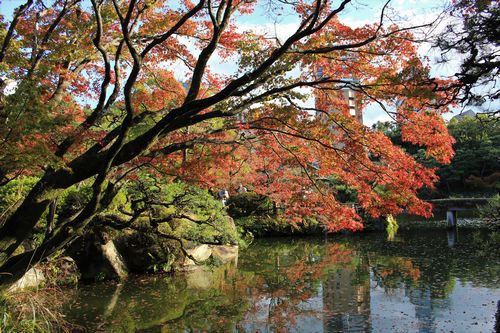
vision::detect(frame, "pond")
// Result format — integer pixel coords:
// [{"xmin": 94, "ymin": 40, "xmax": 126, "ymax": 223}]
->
[{"xmin": 61, "ymin": 229, "xmax": 500, "ymax": 332}]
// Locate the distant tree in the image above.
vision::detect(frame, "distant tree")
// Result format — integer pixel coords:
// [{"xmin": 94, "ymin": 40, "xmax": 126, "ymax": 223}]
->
[{"xmin": 438, "ymin": 114, "xmax": 499, "ymax": 193}]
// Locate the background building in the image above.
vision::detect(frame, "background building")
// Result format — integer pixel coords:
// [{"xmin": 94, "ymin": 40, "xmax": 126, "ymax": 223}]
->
[{"xmin": 315, "ymin": 67, "xmax": 363, "ymax": 124}]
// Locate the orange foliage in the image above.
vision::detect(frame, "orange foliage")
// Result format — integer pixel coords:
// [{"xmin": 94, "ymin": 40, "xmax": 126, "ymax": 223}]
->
[{"xmin": 0, "ymin": 0, "xmax": 456, "ymax": 232}]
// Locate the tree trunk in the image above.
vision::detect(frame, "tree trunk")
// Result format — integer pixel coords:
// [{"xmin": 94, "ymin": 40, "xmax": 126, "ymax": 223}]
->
[
  {"xmin": 46, "ymin": 199, "xmax": 57, "ymax": 234},
  {"xmin": 0, "ymin": 157, "xmax": 101, "ymax": 269}
]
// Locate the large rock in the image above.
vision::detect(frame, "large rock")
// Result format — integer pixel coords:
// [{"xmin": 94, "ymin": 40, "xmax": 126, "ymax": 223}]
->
[
  {"xmin": 67, "ymin": 234, "xmax": 128, "ymax": 281},
  {"xmin": 8, "ymin": 267, "xmax": 45, "ymax": 292},
  {"xmin": 183, "ymin": 244, "xmax": 212, "ymax": 267},
  {"xmin": 211, "ymin": 245, "xmax": 238, "ymax": 263},
  {"xmin": 101, "ymin": 240, "xmax": 128, "ymax": 280}
]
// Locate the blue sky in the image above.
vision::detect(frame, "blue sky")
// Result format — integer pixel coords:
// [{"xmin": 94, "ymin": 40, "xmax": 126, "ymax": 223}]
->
[{"xmin": 0, "ymin": 0, "xmax": 31, "ymax": 16}]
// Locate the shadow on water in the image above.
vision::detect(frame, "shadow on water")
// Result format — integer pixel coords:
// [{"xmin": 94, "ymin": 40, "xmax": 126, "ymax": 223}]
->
[{"xmin": 61, "ymin": 229, "xmax": 500, "ymax": 332}]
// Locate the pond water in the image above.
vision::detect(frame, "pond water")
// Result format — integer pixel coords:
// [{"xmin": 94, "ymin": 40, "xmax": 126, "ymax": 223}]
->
[{"xmin": 62, "ymin": 229, "xmax": 500, "ymax": 332}]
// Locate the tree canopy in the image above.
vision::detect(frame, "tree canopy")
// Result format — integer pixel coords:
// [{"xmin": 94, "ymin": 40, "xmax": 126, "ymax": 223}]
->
[
  {"xmin": 0, "ymin": 0, "xmax": 456, "ymax": 285},
  {"xmin": 434, "ymin": 0, "xmax": 499, "ymax": 107},
  {"xmin": 439, "ymin": 114, "xmax": 499, "ymax": 193}
]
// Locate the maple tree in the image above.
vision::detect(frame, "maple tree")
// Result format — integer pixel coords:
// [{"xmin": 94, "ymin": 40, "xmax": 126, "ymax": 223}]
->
[{"xmin": 0, "ymin": 0, "xmax": 455, "ymax": 286}]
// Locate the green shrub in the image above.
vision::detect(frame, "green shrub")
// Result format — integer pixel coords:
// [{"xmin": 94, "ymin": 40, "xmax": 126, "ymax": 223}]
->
[
  {"xmin": 226, "ymin": 192, "xmax": 274, "ymax": 218},
  {"xmin": 0, "ymin": 177, "xmax": 48, "ymax": 249},
  {"xmin": 479, "ymin": 194, "xmax": 500, "ymax": 229},
  {"xmin": 235, "ymin": 216, "xmax": 288, "ymax": 236},
  {"xmin": 0, "ymin": 177, "xmax": 39, "ymax": 222},
  {"xmin": 153, "ymin": 183, "xmax": 241, "ymax": 245},
  {"xmin": 57, "ymin": 182, "xmax": 126, "ymax": 221}
]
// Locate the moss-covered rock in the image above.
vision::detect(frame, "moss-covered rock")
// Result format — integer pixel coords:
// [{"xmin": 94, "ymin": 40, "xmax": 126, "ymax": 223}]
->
[{"xmin": 114, "ymin": 231, "xmax": 179, "ymax": 274}]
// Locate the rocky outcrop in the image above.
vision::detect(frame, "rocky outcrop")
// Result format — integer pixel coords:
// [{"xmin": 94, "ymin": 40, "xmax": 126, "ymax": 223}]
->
[
  {"xmin": 114, "ymin": 232, "xmax": 177, "ymax": 273},
  {"xmin": 66, "ymin": 225, "xmax": 239, "ymax": 280},
  {"xmin": 66, "ymin": 233, "xmax": 129, "ymax": 281},
  {"xmin": 183, "ymin": 244, "xmax": 213, "ymax": 267},
  {"xmin": 182, "ymin": 244, "xmax": 239, "ymax": 269}
]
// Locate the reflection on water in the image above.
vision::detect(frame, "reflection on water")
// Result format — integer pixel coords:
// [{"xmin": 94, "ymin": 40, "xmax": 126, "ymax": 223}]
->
[{"xmin": 62, "ymin": 229, "xmax": 500, "ymax": 332}]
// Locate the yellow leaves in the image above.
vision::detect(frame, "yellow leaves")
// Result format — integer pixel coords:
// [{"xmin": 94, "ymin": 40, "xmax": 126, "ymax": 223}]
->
[{"xmin": 386, "ymin": 214, "xmax": 398, "ymax": 241}]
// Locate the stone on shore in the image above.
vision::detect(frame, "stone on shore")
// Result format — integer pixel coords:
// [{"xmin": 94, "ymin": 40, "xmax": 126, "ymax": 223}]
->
[
  {"xmin": 101, "ymin": 240, "xmax": 128, "ymax": 280},
  {"xmin": 8, "ymin": 267, "xmax": 45, "ymax": 292},
  {"xmin": 183, "ymin": 244, "xmax": 212, "ymax": 267}
]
